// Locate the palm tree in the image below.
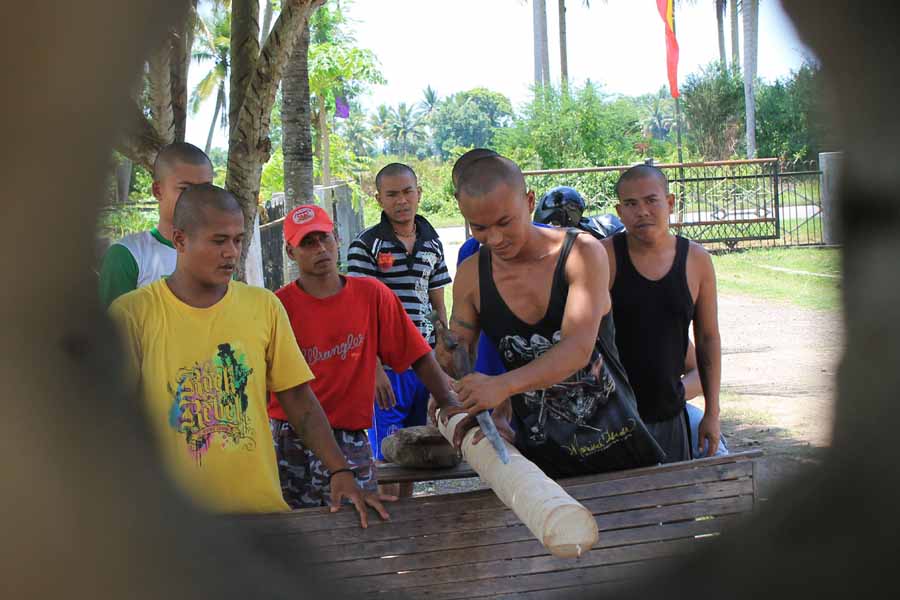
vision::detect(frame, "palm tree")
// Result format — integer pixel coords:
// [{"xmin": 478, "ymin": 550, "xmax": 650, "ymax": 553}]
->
[
  {"xmin": 641, "ymin": 90, "xmax": 675, "ymax": 140},
  {"xmin": 338, "ymin": 110, "xmax": 376, "ymax": 158},
  {"xmin": 384, "ymin": 103, "xmax": 427, "ymax": 157},
  {"xmin": 730, "ymin": 0, "xmax": 740, "ymax": 67},
  {"xmin": 419, "ymin": 85, "xmax": 440, "ymax": 116},
  {"xmin": 716, "ymin": 0, "xmax": 727, "ymax": 66},
  {"xmin": 370, "ymin": 104, "xmax": 392, "ymax": 154},
  {"xmin": 558, "ymin": 1, "xmax": 594, "ymax": 91},
  {"xmin": 191, "ymin": 6, "xmax": 230, "ymax": 153},
  {"xmin": 742, "ymin": 0, "xmax": 759, "ymax": 157},
  {"xmin": 532, "ymin": 0, "xmax": 550, "ymax": 87}
]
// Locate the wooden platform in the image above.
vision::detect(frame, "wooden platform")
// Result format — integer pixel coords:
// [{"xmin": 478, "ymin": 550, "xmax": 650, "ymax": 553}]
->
[
  {"xmin": 236, "ymin": 451, "xmax": 761, "ymax": 598},
  {"xmin": 376, "ymin": 460, "xmax": 477, "ymax": 484}
]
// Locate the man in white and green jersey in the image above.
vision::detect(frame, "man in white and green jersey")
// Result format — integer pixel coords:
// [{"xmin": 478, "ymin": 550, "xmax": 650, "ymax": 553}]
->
[{"xmin": 98, "ymin": 142, "xmax": 214, "ymax": 306}]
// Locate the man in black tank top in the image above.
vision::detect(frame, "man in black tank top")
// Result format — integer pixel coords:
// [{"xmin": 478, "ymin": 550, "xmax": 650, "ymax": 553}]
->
[
  {"xmin": 436, "ymin": 155, "xmax": 664, "ymax": 478},
  {"xmin": 600, "ymin": 165, "xmax": 723, "ymax": 461}
]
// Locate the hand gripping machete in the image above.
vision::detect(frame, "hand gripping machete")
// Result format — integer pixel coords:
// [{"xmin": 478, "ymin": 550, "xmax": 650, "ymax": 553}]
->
[{"xmin": 428, "ymin": 312, "xmax": 510, "ymax": 464}]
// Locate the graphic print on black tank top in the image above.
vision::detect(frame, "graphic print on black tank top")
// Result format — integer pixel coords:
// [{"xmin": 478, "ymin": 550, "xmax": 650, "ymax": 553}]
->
[
  {"xmin": 479, "ymin": 229, "xmax": 665, "ymax": 478},
  {"xmin": 497, "ymin": 329, "xmax": 616, "ymax": 434}
]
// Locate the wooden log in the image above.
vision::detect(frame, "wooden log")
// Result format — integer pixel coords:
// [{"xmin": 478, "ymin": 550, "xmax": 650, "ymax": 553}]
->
[
  {"xmin": 436, "ymin": 410, "xmax": 599, "ymax": 559},
  {"xmin": 380, "ymin": 425, "xmax": 461, "ymax": 468}
]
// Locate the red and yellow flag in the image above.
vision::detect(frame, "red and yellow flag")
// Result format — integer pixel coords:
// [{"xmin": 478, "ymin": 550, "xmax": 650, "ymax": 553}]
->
[{"xmin": 656, "ymin": 0, "xmax": 680, "ymax": 98}]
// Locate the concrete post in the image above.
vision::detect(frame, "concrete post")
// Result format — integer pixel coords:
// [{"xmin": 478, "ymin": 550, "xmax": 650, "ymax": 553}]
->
[
  {"xmin": 819, "ymin": 151, "xmax": 843, "ymax": 245},
  {"xmin": 314, "ymin": 181, "xmax": 363, "ymax": 272}
]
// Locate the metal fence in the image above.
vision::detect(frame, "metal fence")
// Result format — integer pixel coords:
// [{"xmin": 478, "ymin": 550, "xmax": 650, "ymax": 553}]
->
[{"xmin": 523, "ymin": 158, "xmax": 824, "ymax": 249}]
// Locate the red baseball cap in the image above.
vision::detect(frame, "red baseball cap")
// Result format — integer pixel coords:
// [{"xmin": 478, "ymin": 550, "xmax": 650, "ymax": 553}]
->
[{"xmin": 284, "ymin": 204, "xmax": 334, "ymax": 247}]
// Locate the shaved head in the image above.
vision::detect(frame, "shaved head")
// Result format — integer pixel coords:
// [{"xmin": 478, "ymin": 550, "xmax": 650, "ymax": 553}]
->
[
  {"xmin": 375, "ymin": 162, "xmax": 417, "ymax": 191},
  {"xmin": 456, "ymin": 155, "xmax": 526, "ymax": 200},
  {"xmin": 173, "ymin": 183, "xmax": 242, "ymax": 233},
  {"xmin": 451, "ymin": 148, "xmax": 499, "ymax": 190},
  {"xmin": 153, "ymin": 142, "xmax": 213, "ymax": 181},
  {"xmin": 615, "ymin": 164, "xmax": 669, "ymax": 198}
]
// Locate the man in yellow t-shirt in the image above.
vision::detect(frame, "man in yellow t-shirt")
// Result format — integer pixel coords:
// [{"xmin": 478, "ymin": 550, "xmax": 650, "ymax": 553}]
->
[{"xmin": 109, "ymin": 183, "xmax": 392, "ymax": 525}]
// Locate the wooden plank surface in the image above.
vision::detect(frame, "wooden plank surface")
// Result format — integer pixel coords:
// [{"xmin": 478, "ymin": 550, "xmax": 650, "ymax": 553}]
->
[
  {"xmin": 309, "ymin": 511, "xmax": 739, "ymax": 568},
  {"xmin": 240, "ymin": 454, "xmax": 757, "ymax": 536},
  {"xmin": 354, "ymin": 538, "xmax": 710, "ymax": 597},
  {"xmin": 348, "ymin": 537, "xmax": 699, "ymax": 593},
  {"xmin": 253, "ymin": 478, "xmax": 752, "ymax": 551},
  {"xmin": 315, "ymin": 514, "xmax": 739, "ymax": 580},
  {"xmin": 268, "ymin": 478, "xmax": 751, "ymax": 562},
  {"xmin": 234, "ymin": 452, "xmax": 760, "ymax": 597}
]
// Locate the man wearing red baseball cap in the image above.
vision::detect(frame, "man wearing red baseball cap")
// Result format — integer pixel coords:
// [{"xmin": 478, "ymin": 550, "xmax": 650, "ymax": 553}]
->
[
  {"xmin": 268, "ymin": 205, "xmax": 458, "ymax": 509},
  {"xmin": 109, "ymin": 185, "xmax": 384, "ymax": 527}
]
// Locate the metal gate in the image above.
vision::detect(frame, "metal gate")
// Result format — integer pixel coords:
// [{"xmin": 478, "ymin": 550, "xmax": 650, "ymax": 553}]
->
[{"xmin": 522, "ymin": 158, "xmax": 823, "ymax": 249}]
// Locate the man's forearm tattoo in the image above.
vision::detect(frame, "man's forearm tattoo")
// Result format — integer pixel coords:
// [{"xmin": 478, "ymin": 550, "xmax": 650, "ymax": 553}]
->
[{"xmin": 451, "ymin": 316, "xmax": 477, "ymax": 331}]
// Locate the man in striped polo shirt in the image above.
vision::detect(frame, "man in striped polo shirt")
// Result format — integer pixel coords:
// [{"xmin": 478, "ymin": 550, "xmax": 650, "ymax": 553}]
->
[{"xmin": 348, "ymin": 163, "xmax": 451, "ymax": 496}]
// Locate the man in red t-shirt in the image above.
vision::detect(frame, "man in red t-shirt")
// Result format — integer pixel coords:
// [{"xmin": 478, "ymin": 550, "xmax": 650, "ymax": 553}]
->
[{"xmin": 268, "ymin": 205, "xmax": 457, "ymax": 508}]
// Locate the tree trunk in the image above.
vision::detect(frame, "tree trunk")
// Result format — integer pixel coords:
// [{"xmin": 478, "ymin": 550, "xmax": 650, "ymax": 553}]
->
[
  {"xmin": 716, "ymin": 0, "xmax": 727, "ymax": 67},
  {"xmin": 532, "ymin": 0, "xmax": 543, "ymax": 86},
  {"xmin": 170, "ymin": 0, "xmax": 197, "ymax": 142},
  {"xmin": 229, "ymin": 0, "xmax": 261, "ymax": 143},
  {"xmin": 147, "ymin": 42, "xmax": 175, "ymax": 144},
  {"xmin": 261, "ymin": 0, "xmax": 275, "ymax": 45},
  {"xmin": 205, "ymin": 83, "xmax": 225, "ymax": 154},
  {"xmin": 119, "ymin": 99, "xmax": 168, "ymax": 170},
  {"xmin": 742, "ymin": 0, "xmax": 759, "ymax": 157},
  {"xmin": 226, "ymin": 0, "xmax": 325, "ymax": 278},
  {"xmin": 318, "ymin": 94, "xmax": 331, "ymax": 186},
  {"xmin": 730, "ymin": 0, "xmax": 740, "ymax": 68},
  {"xmin": 558, "ymin": 0, "xmax": 568, "ymax": 91},
  {"xmin": 538, "ymin": 0, "xmax": 550, "ymax": 86},
  {"xmin": 282, "ymin": 21, "xmax": 314, "ymax": 283}
]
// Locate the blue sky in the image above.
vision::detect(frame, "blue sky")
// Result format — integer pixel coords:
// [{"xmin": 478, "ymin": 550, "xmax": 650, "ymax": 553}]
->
[{"xmin": 185, "ymin": 0, "xmax": 812, "ymax": 151}]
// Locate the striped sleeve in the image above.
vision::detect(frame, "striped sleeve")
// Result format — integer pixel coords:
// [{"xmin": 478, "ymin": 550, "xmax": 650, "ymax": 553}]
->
[
  {"xmin": 429, "ymin": 240, "xmax": 452, "ymax": 289},
  {"xmin": 347, "ymin": 238, "xmax": 377, "ymax": 277}
]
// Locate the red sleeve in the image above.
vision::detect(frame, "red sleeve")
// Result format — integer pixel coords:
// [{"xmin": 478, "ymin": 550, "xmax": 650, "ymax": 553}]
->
[{"xmin": 374, "ymin": 280, "xmax": 432, "ymax": 371}]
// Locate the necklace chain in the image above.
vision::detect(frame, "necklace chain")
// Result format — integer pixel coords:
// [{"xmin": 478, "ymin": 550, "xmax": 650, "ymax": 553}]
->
[{"xmin": 394, "ymin": 223, "xmax": 417, "ymax": 238}]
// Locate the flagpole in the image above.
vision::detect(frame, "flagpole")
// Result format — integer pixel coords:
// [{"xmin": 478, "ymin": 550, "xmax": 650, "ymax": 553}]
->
[{"xmin": 671, "ymin": 3, "xmax": 686, "ymax": 217}]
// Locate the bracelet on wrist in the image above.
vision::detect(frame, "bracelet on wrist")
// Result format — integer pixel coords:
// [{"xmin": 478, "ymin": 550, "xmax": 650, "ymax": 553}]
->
[{"xmin": 328, "ymin": 467, "xmax": 354, "ymax": 483}]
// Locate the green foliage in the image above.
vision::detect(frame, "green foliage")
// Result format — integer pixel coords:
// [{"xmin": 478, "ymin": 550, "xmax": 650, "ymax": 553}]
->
[
  {"xmin": 430, "ymin": 88, "xmax": 513, "ymax": 159},
  {"xmin": 681, "ymin": 62, "xmax": 745, "ymax": 159},
  {"xmin": 308, "ymin": 43, "xmax": 384, "ymax": 109},
  {"xmin": 362, "ymin": 156, "xmax": 458, "ymax": 226},
  {"xmin": 269, "ymin": 90, "xmax": 283, "ymax": 150},
  {"xmin": 129, "ymin": 164, "xmax": 154, "ymax": 200},
  {"xmin": 190, "ymin": 3, "xmax": 230, "ymax": 146},
  {"xmin": 495, "ymin": 82, "xmax": 647, "ymax": 170},
  {"xmin": 637, "ymin": 88, "xmax": 676, "ymax": 141},
  {"xmin": 374, "ymin": 102, "xmax": 430, "ymax": 158},
  {"xmin": 260, "ymin": 150, "xmax": 284, "ymax": 202},
  {"xmin": 337, "ymin": 103, "xmax": 376, "ymax": 157},
  {"xmin": 98, "ymin": 206, "xmax": 158, "ymax": 240},
  {"xmin": 756, "ymin": 62, "xmax": 829, "ymax": 161}
]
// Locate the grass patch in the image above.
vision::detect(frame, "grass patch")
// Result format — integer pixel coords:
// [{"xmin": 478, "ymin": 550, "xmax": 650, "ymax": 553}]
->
[
  {"xmin": 443, "ymin": 283, "xmax": 453, "ymax": 318},
  {"xmin": 713, "ymin": 246, "xmax": 840, "ymax": 311}
]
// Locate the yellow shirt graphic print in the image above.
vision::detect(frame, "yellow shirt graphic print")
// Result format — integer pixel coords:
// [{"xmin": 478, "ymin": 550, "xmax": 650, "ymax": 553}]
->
[
  {"xmin": 110, "ymin": 279, "xmax": 314, "ymax": 514},
  {"xmin": 171, "ymin": 342, "xmax": 257, "ymax": 462}
]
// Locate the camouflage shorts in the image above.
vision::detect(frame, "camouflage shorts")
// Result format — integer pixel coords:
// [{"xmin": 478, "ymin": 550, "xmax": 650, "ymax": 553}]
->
[{"xmin": 270, "ymin": 419, "xmax": 377, "ymax": 509}]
